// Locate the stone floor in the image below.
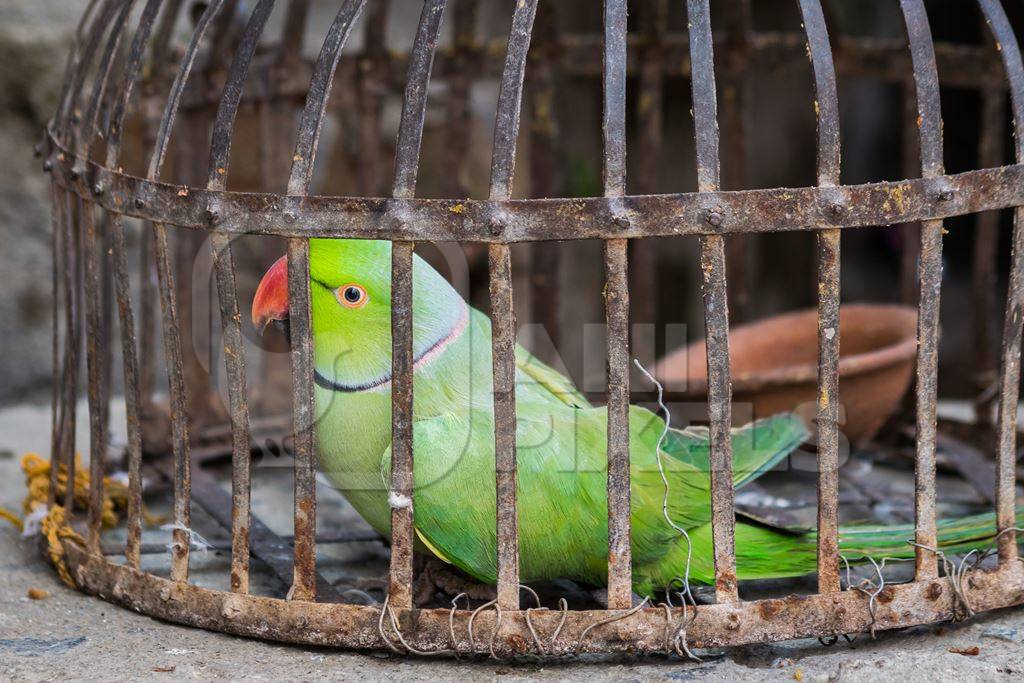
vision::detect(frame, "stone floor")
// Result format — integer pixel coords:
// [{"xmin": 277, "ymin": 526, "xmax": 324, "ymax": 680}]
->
[{"xmin": 2, "ymin": 400, "xmax": 1024, "ymax": 681}]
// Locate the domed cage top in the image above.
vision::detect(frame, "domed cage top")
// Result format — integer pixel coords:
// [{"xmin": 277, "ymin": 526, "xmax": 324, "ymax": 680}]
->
[{"xmin": 40, "ymin": 0, "xmax": 1024, "ymax": 656}]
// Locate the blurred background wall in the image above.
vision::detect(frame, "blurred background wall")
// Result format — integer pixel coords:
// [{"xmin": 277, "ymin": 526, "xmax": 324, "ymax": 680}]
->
[{"xmin": 0, "ymin": 2, "xmax": 95, "ymax": 404}]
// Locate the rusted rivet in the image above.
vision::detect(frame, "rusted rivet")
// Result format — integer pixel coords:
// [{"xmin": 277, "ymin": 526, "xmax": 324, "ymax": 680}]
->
[
  {"xmin": 112, "ymin": 582, "xmax": 125, "ymax": 599},
  {"xmin": 69, "ymin": 167, "xmax": 81, "ymax": 181},
  {"xmin": 726, "ymin": 613, "xmax": 741, "ymax": 630},
  {"xmin": 283, "ymin": 211, "xmax": 297, "ymax": 224},
  {"xmin": 938, "ymin": 189, "xmax": 954, "ymax": 202},
  {"xmin": 705, "ymin": 207, "xmax": 725, "ymax": 228},
  {"xmin": 829, "ymin": 202, "xmax": 845, "ymax": 216},
  {"xmin": 612, "ymin": 213, "xmax": 631, "ymax": 229},
  {"xmin": 389, "ymin": 214, "xmax": 407, "ymax": 231},
  {"xmin": 133, "ymin": 197, "xmax": 146, "ymax": 210},
  {"xmin": 222, "ymin": 594, "xmax": 244, "ymax": 619},
  {"xmin": 205, "ymin": 207, "xmax": 220, "ymax": 224},
  {"xmin": 92, "ymin": 182, "xmax": 105, "ymax": 197},
  {"xmin": 42, "ymin": 158, "xmax": 54, "ymax": 173},
  {"xmin": 925, "ymin": 581, "xmax": 943, "ymax": 600},
  {"xmin": 488, "ymin": 216, "xmax": 504, "ymax": 236},
  {"xmin": 159, "ymin": 585, "xmax": 172, "ymax": 602}
]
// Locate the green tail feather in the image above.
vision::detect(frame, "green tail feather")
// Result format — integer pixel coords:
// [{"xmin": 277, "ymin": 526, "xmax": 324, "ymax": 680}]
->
[
  {"xmin": 646, "ymin": 509, "xmax": 1024, "ymax": 591},
  {"xmin": 831, "ymin": 509, "xmax": 1023, "ymax": 561}
]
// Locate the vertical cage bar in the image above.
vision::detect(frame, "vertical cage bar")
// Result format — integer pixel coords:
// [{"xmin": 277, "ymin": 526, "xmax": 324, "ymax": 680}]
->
[
  {"xmin": 602, "ymin": 0, "xmax": 632, "ymax": 611},
  {"xmin": 488, "ymin": 243, "xmax": 518, "ymax": 609},
  {"xmin": 44, "ymin": 0, "xmax": 90, "ymax": 497},
  {"xmin": 487, "ymin": 0, "xmax": 538, "ymax": 612},
  {"xmin": 75, "ymin": 2, "xmax": 136, "ymax": 528},
  {"xmin": 388, "ymin": 0, "xmax": 447, "ymax": 610},
  {"xmin": 48, "ymin": 184, "xmax": 66, "ymax": 508},
  {"xmin": 153, "ymin": 221, "xmax": 192, "ymax": 582},
  {"xmin": 110, "ymin": 212, "xmax": 144, "ymax": 568},
  {"xmin": 899, "ymin": 0, "xmax": 944, "ymax": 582},
  {"xmin": 144, "ymin": 0, "xmax": 229, "ymax": 582},
  {"xmin": 78, "ymin": 0, "xmax": 137, "ymax": 556},
  {"xmin": 47, "ymin": 0, "xmax": 92, "ymax": 499},
  {"xmin": 52, "ymin": 0, "xmax": 117, "ymax": 520},
  {"xmin": 686, "ymin": 0, "xmax": 738, "ymax": 603},
  {"xmin": 61, "ymin": 194, "xmax": 82, "ymax": 519},
  {"xmin": 798, "ymin": 0, "xmax": 842, "ymax": 595},
  {"xmin": 286, "ymin": 236, "xmax": 315, "ymax": 601},
  {"xmin": 978, "ymin": 0, "xmax": 1024, "ymax": 566},
  {"xmin": 84, "ymin": 203, "xmax": 108, "ymax": 552},
  {"xmin": 284, "ymin": 0, "xmax": 367, "ymax": 602},
  {"xmin": 204, "ymin": 0, "xmax": 279, "ymax": 595},
  {"xmin": 102, "ymin": 0, "xmax": 166, "ymax": 568},
  {"xmin": 45, "ymin": 0, "xmax": 90, "ymax": 493},
  {"xmin": 389, "ymin": 240, "xmax": 416, "ymax": 610}
]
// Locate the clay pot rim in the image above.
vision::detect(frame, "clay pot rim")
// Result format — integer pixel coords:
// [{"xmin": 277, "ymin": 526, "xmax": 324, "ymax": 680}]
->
[{"xmin": 665, "ymin": 303, "xmax": 919, "ymax": 396}]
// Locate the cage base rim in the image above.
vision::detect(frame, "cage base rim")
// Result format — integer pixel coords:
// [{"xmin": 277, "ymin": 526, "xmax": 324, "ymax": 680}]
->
[{"xmin": 60, "ymin": 538, "xmax": 1024, "ymax": 657}]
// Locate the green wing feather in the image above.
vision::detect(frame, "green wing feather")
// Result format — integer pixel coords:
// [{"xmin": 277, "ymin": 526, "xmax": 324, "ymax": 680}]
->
[
  {"xmin": 514, "ymin": 346, "xmax": 590, "ymax": 409},
  {"xmin": 658, "ymin": 414, "xmax": 808, "ymax": 490}
]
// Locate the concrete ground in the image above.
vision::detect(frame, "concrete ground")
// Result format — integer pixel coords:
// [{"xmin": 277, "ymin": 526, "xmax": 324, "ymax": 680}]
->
[{"xmin": 2, "ymin": 402, "xmax": 1024, "ymax": 681}]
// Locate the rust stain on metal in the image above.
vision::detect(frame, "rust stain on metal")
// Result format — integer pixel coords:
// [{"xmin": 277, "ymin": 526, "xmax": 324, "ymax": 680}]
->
[{"xmin": 757, "ymin": 600, "xmax": 785, "ymax": 620}]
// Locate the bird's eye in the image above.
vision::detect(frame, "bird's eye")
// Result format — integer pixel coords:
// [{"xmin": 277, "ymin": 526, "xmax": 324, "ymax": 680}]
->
[{"xmin": 336, "ymin": 284, "xmax": 367, "ymax": 309}]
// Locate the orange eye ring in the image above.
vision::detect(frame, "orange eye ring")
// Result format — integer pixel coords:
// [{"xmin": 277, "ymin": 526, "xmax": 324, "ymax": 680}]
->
[{"xmin": 336, "ymin": 283, "xmax": 368, "ymax": 309}]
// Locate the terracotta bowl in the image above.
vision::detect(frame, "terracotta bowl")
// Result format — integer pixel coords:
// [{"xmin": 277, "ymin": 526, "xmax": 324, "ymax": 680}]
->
[{"xmin": 655, "ymin": 304, "xmax": 919, "ymax": 446}]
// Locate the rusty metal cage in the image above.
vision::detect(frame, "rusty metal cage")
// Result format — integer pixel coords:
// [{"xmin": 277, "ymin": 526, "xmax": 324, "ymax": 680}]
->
[{"xmin": 41, "ymin": 0, "xmax": 1024, "ymax": 656}]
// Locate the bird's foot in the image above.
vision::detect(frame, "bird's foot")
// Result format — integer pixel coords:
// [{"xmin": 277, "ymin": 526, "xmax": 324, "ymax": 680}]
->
[{"xmin": 412, "ymin": 558, "xmax": 496, "ymax": 606}]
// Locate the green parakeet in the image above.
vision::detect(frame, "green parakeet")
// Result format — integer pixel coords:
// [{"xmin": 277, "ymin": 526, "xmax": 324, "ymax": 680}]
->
[{"xmin": 252, "ymin": 239, "xmax": 1018, "ymax": 597}]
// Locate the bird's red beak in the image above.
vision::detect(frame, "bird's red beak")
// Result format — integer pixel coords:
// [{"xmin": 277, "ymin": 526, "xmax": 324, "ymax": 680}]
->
[{"xmin": 252, "ymin": 255, "xmax": 289, "ymax": 336}]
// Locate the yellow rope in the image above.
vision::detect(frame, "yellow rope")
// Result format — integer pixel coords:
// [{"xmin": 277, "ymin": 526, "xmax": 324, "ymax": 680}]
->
[
  {"xmin": 41, "ymin": 504, "xmax": 85, "ymax": 586},
  {"xmin": 0, "ymin": 453, "xmax": 163, "ymax": 586}
]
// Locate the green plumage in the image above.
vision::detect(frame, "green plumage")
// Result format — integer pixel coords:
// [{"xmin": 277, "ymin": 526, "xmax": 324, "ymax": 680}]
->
[{"xmin": 291, "ymin": 239, "xmax": 1018, "ymax": 597}]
